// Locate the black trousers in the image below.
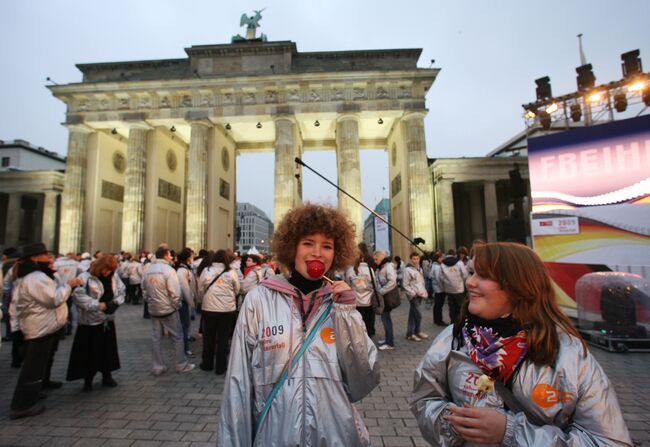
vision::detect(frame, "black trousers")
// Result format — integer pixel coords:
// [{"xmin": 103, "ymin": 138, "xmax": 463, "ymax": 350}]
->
[
  {"xmin": 10, "ymin": 332, "xmax": 57, "ymax": 411},
  {"xmin": 433, "ymin": 292, "xmax": 447, "ymax": 324},
  {"xmin": 357, "ymin": 306, "xmax": 375, "ymax": 337},
  {"xmin": 447, "ymin": 292, "xmax": 467, "ymax": 325},
  {"xmin": 11, "ymin": 330, "xmax": 26, "ymax": 368},
  {"xmin": 201, "ymin": 311, "xmax": 237, "ymax": 374}
]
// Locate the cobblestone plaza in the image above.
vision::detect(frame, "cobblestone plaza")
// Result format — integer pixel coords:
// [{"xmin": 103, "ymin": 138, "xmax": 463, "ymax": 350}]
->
[{"xmin": 0, "ymin": 303, "xmax": 648, "ymax": 446}]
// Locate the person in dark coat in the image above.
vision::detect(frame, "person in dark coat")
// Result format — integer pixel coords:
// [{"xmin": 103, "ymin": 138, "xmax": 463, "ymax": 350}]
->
[{"xmin": 66, "ymin": 255, "xmax": 125, "ymax": 391}]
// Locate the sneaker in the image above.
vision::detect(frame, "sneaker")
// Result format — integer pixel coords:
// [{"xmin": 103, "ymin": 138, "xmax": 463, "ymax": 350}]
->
[
  {"xmin": 407, "ymin": 335, "xmax": 422, "ymax": 342},
  {"xmin": 377, "ymin": 339, "xmax": 386, "ymax": 345},
  {"xmin": 185, "ymin": 350, "xmax": 195, "ymax": 358},
  {"xmin": 177, "ymin": 363, "xmax": 196, "ymax": 374},
  {"xmin": 434, "ymin": 321, "xmax": 449, "ymax": 326},
  {"xmin": 417, "ymin": 332, "xmax": 429, "ymax": 339},
  {"xmin": 151, "ymin": 367, "xmax": 167, "ymax": 377},
  {"xmin": 42, "ymin": 380, "xmax": 63, "ymax": 390},
  {"xmin": 378, "ymin": 344, "xmax": 395, "ymax": 351}
]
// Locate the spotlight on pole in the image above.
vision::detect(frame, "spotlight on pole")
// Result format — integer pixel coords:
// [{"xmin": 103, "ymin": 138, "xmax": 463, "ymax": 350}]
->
[
  {"xmin": 643, "ymin": 89, "xmax": 650, "ymax": 107},
  {"xmin": 576, "ymin": 64, "xmax": 596, "ymax": 92},
  {"xmin": 614, "ymin": 93, "xmax": 628, "ymax": 112},
  {"xmin": 570, "ymin": 103, "xmax": 582, "ymax": 122},
  {"xmin": 524, "ymin": 108, "xmax": 536, "ymax": 119},
  {"xmin": 535, "ymin": 76, "xmax": 552, "ymax": 101},
  {"xmin": 621, "ymin": 49, "xmax": 642, "ymax": 79}
]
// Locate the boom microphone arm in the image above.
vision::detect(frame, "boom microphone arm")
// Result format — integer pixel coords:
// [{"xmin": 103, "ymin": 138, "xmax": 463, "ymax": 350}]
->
[{"xmin": 295, "ymin": 157, "xmax": 425, "ymax": 254}]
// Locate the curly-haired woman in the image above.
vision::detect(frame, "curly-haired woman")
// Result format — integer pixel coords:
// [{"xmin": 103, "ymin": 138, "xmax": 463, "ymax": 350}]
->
[
  {"xmin": 218, "ymin": 203, "xmax": 380, "ymax": 446},
  {"xmin": 410, "ymin": 242, "xmax": 632, "ymax": 446}
]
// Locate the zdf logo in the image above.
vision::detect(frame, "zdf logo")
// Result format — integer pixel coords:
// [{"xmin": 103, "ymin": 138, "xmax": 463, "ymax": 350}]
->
[
  {"xmin": 531, "ymin": 384, "xmax": 575, "ymax": 409},
  {"xmin": 320, "ymin": 327, "xmax": 336, "ymax": 345}
]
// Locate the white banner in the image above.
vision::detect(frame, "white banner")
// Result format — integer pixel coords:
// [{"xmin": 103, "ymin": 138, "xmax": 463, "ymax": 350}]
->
[
  {"xmin": 531, "ymin": 216, "xmax": 580, "ymax": 236},
  {"xmin": 374, "ymin": 214, "xmax": 390, "ymax": 253}
]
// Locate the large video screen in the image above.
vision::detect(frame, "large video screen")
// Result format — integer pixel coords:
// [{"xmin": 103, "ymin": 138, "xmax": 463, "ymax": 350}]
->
[{"xmin": 528, "ymin": 115, "xmax": 650, "ymax": 308}]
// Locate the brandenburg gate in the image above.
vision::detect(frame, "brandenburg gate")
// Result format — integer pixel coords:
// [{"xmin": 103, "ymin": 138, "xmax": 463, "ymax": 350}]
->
[{"xmin": 50, "ymin": 25, "xmax": 438, "ymax": 256}]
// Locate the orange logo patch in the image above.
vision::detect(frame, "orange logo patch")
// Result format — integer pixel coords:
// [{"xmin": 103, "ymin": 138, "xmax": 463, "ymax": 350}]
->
[
  {"xmin": 531, "ymin": 384, "xmax": 575, "ymax": 409},
  {"xmin": 320, "ymin": 327, "xmax": 336, "ymax": 345}
]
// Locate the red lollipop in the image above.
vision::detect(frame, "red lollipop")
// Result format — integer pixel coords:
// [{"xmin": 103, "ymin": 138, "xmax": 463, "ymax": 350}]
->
[{"xmin": 306, "ymin": 260, "xmax": 326, "ymax": 279}]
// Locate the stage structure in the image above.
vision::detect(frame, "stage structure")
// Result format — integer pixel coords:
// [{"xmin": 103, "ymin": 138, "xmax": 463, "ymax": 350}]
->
[{"xmin": 49, "ymin": 16, "xmax": 438, "ymax": 255}]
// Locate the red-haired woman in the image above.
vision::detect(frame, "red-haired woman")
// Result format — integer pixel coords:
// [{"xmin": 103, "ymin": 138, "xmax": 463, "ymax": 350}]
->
[
  {"xmin": 66, "ymin": 255, "xmax": 125, "ymax": 391},
  {"xmin": 411, "ymin": 242, "xmax": 632, "ymax": 446}
]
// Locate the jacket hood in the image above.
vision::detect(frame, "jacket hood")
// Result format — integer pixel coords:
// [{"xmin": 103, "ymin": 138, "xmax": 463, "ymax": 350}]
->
[
  {"xmin": 260, "ymin": 274, "xmax": 332, "ymax": 299},
  {"xmin": 443, "ymin": 256, "xmax": 459, "ymax": 267}
]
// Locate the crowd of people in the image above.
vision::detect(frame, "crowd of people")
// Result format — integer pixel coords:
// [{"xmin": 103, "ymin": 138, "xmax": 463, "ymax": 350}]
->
[{"xmin": 0, "ymin": 202, "xmax": 634, "ymax": 446}]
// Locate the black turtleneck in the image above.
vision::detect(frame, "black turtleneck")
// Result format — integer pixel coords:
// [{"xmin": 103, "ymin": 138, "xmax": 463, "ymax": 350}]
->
[{"xmin": 288, "ymin": 269, "xmax": 323, "ymax": 295}]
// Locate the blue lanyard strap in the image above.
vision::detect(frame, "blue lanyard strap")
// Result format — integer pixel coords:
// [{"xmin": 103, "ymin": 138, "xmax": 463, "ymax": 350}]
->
[{"xmin": 254, "ymin": 299, "xmax": 334, "ymax": 438}]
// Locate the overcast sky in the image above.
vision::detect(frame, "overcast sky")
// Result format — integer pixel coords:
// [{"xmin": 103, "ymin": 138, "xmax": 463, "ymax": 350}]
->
[{"xmin": 1, "ymin": 0, "xmax": 649, "ymax": 220}]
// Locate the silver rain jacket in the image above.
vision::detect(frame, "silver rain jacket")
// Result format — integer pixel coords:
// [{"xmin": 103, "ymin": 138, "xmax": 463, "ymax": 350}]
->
[
  {"xmin": 217, "ymin": 275, "xmax": 380, "ymax": 447},
  {"xmin": 142, "ymin": 260, "xmax": 181, "ymax": 317},
  {"xmin": 410, "ymin": 326, "xmax": 633, "ymax": 447},
  {"xmin": 12, "ymin": 271, "xmax": 71, "ymax": 340},
  {"xmin": 73, "ymin": 272, "xmax": 125, "ymax": 326},
  {"xmin": 176, "ymin": 264, "xmax": 197, "ymax": 310},
  {"xmin": 402, "ymin": 264, "xmax": 427, "ymax": 300},
  {"xmin": 198, "ymin": 263, "xmax": 240, "ymax": 313},
  {"xmin": 344, "ymin": 263, "xmax": 374, "ymax": 307}
]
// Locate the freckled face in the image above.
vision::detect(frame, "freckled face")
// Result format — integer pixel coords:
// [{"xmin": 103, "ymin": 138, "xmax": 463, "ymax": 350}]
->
[
  {"xmin": 294, "ymin": 233, "xmax": 334, "ymax": 279},
  {"xmin": 466, "ymin": 273, "xmax": 513, "ymax": 320}
]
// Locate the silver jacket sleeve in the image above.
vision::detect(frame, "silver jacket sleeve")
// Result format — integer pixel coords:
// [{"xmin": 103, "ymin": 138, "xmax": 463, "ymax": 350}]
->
[
  {"xmin": 410, "ymin": 326, "xmax": 463, "ymax": 447},
  {"xmin": 217, "ymin": 287, "xmax": 259, "ymax": 447},
  {"xmin": 332, "ymin": 302, "xmax": 380, "ymax": 402}
]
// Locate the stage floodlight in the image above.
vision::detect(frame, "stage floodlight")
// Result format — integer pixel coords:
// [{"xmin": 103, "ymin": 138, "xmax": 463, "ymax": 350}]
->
[
  {"xmin": 524, "ymin": 109, "xmax": 536, "ymax": 119},
  {"xmin": 621, "ymin": 50, "xmax": 642, "ymax": 79},
  {"xmin": 535, "ymin": 76, "xmax": 552, "ymax": 101},
  {"xmin": 576, "ymin": 64, "xmax": 596, "ymax": 91},
  {"xmin": 545, "ymin": 102, "xmax": 559, "ymax": 114},
  {"xmin": 570, "ymin": 104, "xmax": 582, "ymax": 122},
  {"xmin": 538, "ymin": 111, "xmax": 551, "ymax": 129},
  {"xmin": 644, "ymin": 88, "xmax": 650, "ymax": 107},
  {"xmin": 628, "ymin": 80, "xmax": 646, "ymax": 93},
  {"xmin": 614, "ymin": 93, "xmax": 628, "ymax": 112},
  {"xmin": 588, "ymin": 91, "xmax": 603, "ymax": 103}
]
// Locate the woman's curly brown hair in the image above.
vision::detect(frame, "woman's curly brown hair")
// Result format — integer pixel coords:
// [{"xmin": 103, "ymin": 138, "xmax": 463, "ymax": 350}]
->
[{"xmin": 272, "ymin": 203, "xmax": 357, "ymax": 273}]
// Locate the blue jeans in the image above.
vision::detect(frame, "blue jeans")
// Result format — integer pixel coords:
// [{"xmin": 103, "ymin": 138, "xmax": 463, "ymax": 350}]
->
[
  {"xmin": 179, "ymin": 300, "xmax": 191, "ymax": 353},
  {"xmin": 407, "ymin": 297, "xmax": 422, "ymax": 337},
  {"xmin": 381, "ymin": 311, "xmax": 394, "ymax": 346}
]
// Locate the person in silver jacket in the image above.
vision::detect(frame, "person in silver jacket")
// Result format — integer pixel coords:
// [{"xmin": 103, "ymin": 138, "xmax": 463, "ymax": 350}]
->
[
  {"xmin": 66, "ymin": 255, "xmax": 125, "ymax": 391},
  {"xmin": 403, "ymin": 252, "xmax": 429, "ymax": 342},
  {"xmin": 374, "ymin": 250, "xmax": 398, "ymax": 350},
  {"xmin": 217, "ymin": 203, "xmax": 380, "ymax": 446},
  {"xmin": 410, "ymin": 242, "xmax": 632, "ymax": 447},
  {"xmin": 9, "ymin": 242, "xmax": 82, "ymax": 419},
  {"xmin": 198, "ymin": 249, "xmax": 240, "ymax": 374},
  {"xmin": 142, "ymin": 246, "xmax": 195, "ymax": 375},
  {"xmin": 176, "ymin": 248, "xmax": 198, "ymax": 357}
]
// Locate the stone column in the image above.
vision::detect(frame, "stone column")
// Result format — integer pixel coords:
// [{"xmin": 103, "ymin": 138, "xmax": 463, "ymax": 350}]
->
[
  {"xmin": 435, "ymin": 179, "xmax": 455, "ymax": 250},
  {"xmin": 41, "ymin": 191, "xmax": 58, "ymax": 250},
  {"xmin": 336, "ymin": 114, "xmax": 362, "ymax": 241},
  {"xmin": 185, "ymin": 120, "xmax": 211, "ymax": 251},
  {"xmin": 4, "ymin": 193, "xmax": 22, "ymax": 247},
  {"xmin": 121, "ymin": 123, "xmax": 150, "ymax": 253},
  {"xmin": 59, "ymin": 126, "xmax": 91, "ymax": 254},
  {"xmin": 402, "ymin": 112, "xmax": 435, "ymax": 251},
  {"xmin": 483, "ymin": 181, "xmax": 498, "ymax": 242},
  {"xmin": 274, "ymin": 117, "xmax": 299, "ymax": 227}
]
